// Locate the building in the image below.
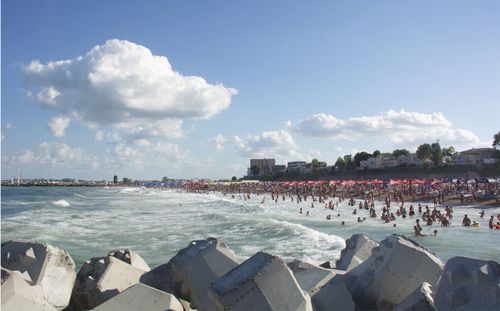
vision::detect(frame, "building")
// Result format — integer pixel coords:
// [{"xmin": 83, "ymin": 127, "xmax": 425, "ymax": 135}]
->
[
  {"xmin": 359, "ymin": 157, "xmax": 383, "ymax": 170},
  {"xmin": 359, "ymin": 153, "xmax": 422, "ymax": 170},
  {"xmin": 397, "ymin": 153, "xmax": 422, "ymax": 167},
  {"xmin": 247, "ymin": 158, "xmax": 276, "ymax": 177},
  {"xmin": 454, "ymin": 148, "xmax": 495, "ymax": 166},
  {"xmin": 286, "ymin": 161, "xmax": 307, "ymax": 174}
]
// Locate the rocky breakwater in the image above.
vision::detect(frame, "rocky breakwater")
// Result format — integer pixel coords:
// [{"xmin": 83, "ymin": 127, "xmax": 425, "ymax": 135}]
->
[{"xmin": 2, "ymin": 235, "xmax": 499, "ymax": 311}]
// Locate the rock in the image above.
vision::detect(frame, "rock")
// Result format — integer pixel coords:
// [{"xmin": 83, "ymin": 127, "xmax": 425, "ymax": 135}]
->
[
  {"xmin": 71, "ymin": 255, "xmax": 147, "ymax": 310},
  {"xmin": 1, "ymin": 240, "xmax": 76, "ymax": 310},
  {"xmin": 287, "ymin": 260, "xmax": 335, "ymax": 295},
  {"xmin": 335, "ymin": 234, "xmax": 378, "ymax": 271},
  {"xmin": 141, "ymin": 237, "xmax": 239, "ymax": 310},
  {"xmin": 394, "ymin": 282, "xmax": 435, "ymax": 311},
  {"xmin": 345, "ymin": 235, "xmax": 444, "ymax": 310},
  {"xmin": 434, "ymin": 256, "xmax": 500, "ymax": 311},
  {"xmin": 209, "ymin": 252, "xmax": 313, "ymax": 311},
  {"xmin": 93, "ymin": 283, "xmax": 183, "ymax": 311},
  {"xmin": 311, "ymin": 274, "xmax": 355, "ymax": 311},
  {"xmin": 108, "ymin": 249, "xmax": 150, "ymax": 272},
  {"xmin": 1, "ymin": 267, "xmax": 57, "ymax": 311}
]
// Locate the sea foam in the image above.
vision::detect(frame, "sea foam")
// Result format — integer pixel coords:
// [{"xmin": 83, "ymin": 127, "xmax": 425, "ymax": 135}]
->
[{"xmin": 52, "ymin": 199, "xmax": 70, "ymax": 207}]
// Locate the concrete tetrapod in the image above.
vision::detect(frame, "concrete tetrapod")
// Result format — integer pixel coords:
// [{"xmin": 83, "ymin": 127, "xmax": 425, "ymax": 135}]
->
[
  {"xmin": 311, "ymin": 273, "xmax": 355, "ymax": 311},
  {"xmin": 71, "ymin": 253, "xmax": 148, "ymax": 310},
  {"xmin": 93, "ymin": 283, "xmax": 183, "ymax": 311},
  {"xmin": 209, "ymin": 252, "xmax": 313, "ymax": 311},
  {"xmin": 433, "ymin": 256, "xmax": 500, "ymax": 311},
  {"xmin": 394, "ymin": 282, "xmax": 436, "ymax": 311},
  {"xmin": 141, "ymin": 237, "xmax": 239, "ymax": 311},
  {"xmin": 1, "ymin": 267, "xmax": 56, "ymax": 311},
  {"xmin": 335, "ymin": 234, "xmax": 379, "ymax": 271},
  {"xmin": 287, "ymin": 259, "xmax": 335, "ymax": 296},
  {"xmin": 1, "ymin": 240, "xmax": 76, "ymax": 310},
  {"xmin": 108, "ymin": 249, "xmax": 151, "ymax": 272},
  {"xmin": 345, "ymin": 235, "xmax": 444, "ymax": 310}
]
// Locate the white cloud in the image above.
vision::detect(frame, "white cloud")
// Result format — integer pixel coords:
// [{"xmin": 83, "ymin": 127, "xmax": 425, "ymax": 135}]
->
[
  {"xmin": 95, "ymin": 130, "xmax": 104, "ymax": 141},
  {"xmin": 9, "ymin": 142, "xmax": 99, "ymax": 171},
  {"xmin": 209, "ymin": 134, "xmax": 227, "ymax": 150},
  {"xmin": 295, "ymin": 109, "xmax": 480, "ymax": 146},
  {"xmin": 5, "ymin": 122, "xmax": 12, "ymax": 129},
  {"xmin": 49, "ymin": 116, "xmax": 70, "ymax": 137},
  {"xmin": 231, "ymin": 129, "xmax": 300, "ymax": 158},
  {"xmin": 23, "ymin": 39, "xmax": 237, "ymax": 139}
]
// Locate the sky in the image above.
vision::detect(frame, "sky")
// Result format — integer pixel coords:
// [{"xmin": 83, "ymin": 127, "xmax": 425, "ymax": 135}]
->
[{"xmin": 2, "ymin": 0, "xmax": 499, "ymax": 180}]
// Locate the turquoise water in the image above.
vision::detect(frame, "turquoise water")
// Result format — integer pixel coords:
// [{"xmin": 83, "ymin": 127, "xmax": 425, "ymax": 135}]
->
[{"xmin": 1, "ymin": 187, "xmax": 499, "ymax": 269}]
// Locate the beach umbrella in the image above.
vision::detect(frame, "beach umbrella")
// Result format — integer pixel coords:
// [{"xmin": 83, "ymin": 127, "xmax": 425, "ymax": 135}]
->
[
  {"xmin": 307, "ymin": 181, "xmax": 316, "ymax": 185},
  {"xmin": 431, "ymin": 179, "xmax": 440, "ymax": 186},
  {"xmin": 411, "ymin": 179, "xmax": 425, "ymax": 185},
  {"xmin": 297, "ymin": 181, "xmax": 306, "ymax": 186},
  {"xmin": 342, "ymin": 180, "xmax": 356, "ymax": 186}
]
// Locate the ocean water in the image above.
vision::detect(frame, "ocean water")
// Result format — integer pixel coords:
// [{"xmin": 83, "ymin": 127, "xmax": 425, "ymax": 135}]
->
[{"xmin": 1, "ymin": 187, "xmax": 499, "ymax": 269}]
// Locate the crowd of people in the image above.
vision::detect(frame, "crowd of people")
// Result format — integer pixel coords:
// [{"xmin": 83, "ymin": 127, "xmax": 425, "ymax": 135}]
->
[{"xmin": 168, "ymin": 178, "xmax": 500, "ymax": 234}]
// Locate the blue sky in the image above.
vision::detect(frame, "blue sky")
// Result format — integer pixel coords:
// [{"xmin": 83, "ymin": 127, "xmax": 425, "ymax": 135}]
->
[{"xmin": 2, "ymin": 0, "xmax": 499, "ymax": 180}]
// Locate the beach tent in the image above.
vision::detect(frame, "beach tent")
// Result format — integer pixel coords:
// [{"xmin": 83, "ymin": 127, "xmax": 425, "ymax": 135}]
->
[
  {"xmin": 297, "ymin": 181, "xmax": 306, "ymax": 186},
  {"xmin": 329, "ymin": 180, "xmax": 340, "ymax": 185},
  {"xmin": 307, "ymin": 181, "xmax": 316, "ymax": 185},
  {"xmin": 368, "ymin": 179, "xmax": 384, "ymax": 185},
  {"xmin": 431, "ymin": 179, "xmax": 441, "ymax": 185}
]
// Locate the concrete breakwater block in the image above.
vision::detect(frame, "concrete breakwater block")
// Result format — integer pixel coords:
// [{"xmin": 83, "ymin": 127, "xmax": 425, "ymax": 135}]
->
[
  {"xmin": 345, "ymin": 235, "xmax": 444, "ymax": 310},
  {"xmin": 335, "ymin": 234, "xmax": 379, "ymax": 271},
  {"xmin": 287, "ymin": 259, "xmax": 335, "ymax": 295},
  {"xmin": 434, "ymin": 257, "xmax": 500, "ymax": 311},
  {"xmin": 209, "ymin": 252, "xmax": 313, "ymax": 311},
  {"xmin": 141, "ymin": 237, "xmax": 239, "ymax": 310},
  {"xmin": 1, "ymin": 240, "xmax": 76, "ymax": 310},
  {"xmin": 311, "ymin": 274, "xmax": 355, "ymax": 311},
  {"xmin": 394, "ymin": 282, "xmax": 436, "ymax": 311},
  {"xmin": 93, "ymin": 283, "xmax": 183, "ymax": 311},
  {"xmin": 1, "ymin": 267, "xmax": 57, "ymax": 311},
  {"xmin": 71, "ymin": 252, "xmax": 149, "ymax": 310},
  {"xmin": 108, "ymin": 249, "xmax": 150, "ymax": 272}
]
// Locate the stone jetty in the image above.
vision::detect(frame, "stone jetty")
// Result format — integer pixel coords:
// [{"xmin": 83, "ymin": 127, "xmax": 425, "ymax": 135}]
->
[{"xmin": 1, "ymin": 235, "xmax": 499, "ymax": 311}]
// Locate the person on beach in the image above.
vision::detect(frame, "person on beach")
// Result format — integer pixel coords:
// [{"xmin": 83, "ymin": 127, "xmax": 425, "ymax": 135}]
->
[
  {"xmin": 462, "ymin": 214, "xmax": 471, "ymax": 227},
  {"xmin": 489, "ymin": 215, "xmax": 494, "ymax": 229},
  {"xmin": 414, "ymin": 225, "xmax": 425, "ymax": 236}
]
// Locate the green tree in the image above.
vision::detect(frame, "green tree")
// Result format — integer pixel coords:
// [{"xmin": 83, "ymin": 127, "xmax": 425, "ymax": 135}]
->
[
  {"xmin": 416, "ymin": 144, "xmax": 432, "ymax": 162},
  {"xmin": 392, "ymin": 149, "xmax": 410, "ymax": 157},
  {"xmin": 442, "ymin": 146, "xmax": 455, "ymax": 157},
  {"xmin": 493, "ymin": 131, "xmax": 500, "ymax": 149},
  {"xmin": 343, "ymin": 155, "xmax": 354, "ymax": 169},
  {"xmin": 372, "ymin": 150, "xmax": 381, "ymax": 157},
  {"xmin": 492, "ymin": 131, "xmax": 500, "ymax": 159},
  {"xmin": 430, "ymin": 142, "xmax": 443, "ymax": 166},
  {"xmin": 353, "ymin": 151, "xmax": 371, "ymax": 167},
  {"xmin": 311, "ymin": 158, "xmax": 320, "ymax": 167},
  {"xmin": 335, "ymin": 157, "xmax": 345, "ymax": 168}
]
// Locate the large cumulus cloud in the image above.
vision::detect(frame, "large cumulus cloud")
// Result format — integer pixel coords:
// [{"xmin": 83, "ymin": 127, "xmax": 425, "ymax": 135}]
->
[
  {"xmin": 295, "ymin": 109, "xmax": 480, "ymax": 145},
  {"xmin": 23, "ymin": 39, "xmax": 237, "ymax": 138}
]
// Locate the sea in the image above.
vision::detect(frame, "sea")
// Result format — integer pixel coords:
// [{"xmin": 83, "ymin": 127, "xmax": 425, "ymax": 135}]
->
[{"xmin": 2, "ymin": 186, "xmax": 499, "ymax": 269}]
